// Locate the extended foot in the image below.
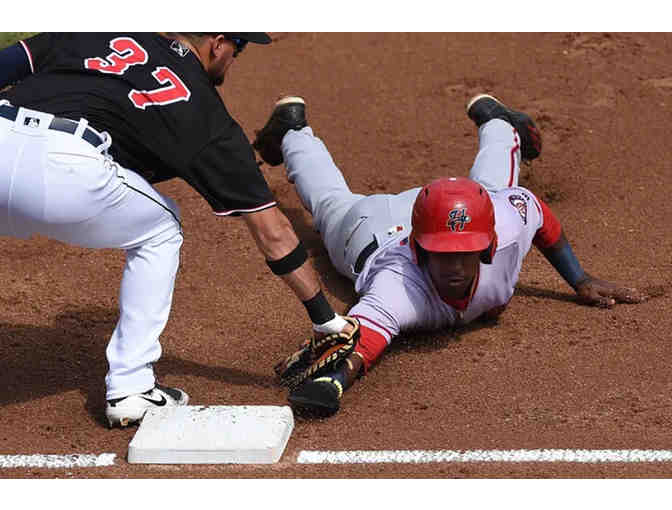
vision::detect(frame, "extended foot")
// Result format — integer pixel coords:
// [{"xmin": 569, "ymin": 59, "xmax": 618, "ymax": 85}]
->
[
  {"xmin": 466, "ymin": 94, "xmax": 542, "ymax": 161},
  {"xmin": 253, "ymin": 96, "xmax": 307, "ymax": 166}
]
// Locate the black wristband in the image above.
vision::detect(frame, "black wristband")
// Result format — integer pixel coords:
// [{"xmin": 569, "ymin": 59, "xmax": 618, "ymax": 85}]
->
[
  {"xmin": 302, "ymin": 290, "xmax": 336, "ymax": 325},
  {"xmin": 266, "ymin": 241, "xmax": 308, "ymax": 276}
]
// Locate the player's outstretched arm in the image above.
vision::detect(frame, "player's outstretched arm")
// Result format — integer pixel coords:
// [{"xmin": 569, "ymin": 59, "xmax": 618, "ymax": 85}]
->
[
  {"xmin": 242, "ymin": 206, "xmax": 354, "ymax": 335},
  {"xmin": 277, "ymin": 318, "xmax": 385, "ymax": 417},
  {"xmin": 538, "ymin": 231, "xmax": 646, "ymax": 308}
]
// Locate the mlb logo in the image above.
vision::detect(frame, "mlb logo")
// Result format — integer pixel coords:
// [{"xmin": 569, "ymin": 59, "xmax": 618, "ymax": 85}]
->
[{"xmin": 24, "ymin": 117, "xmax": 40, "ymax": 128}]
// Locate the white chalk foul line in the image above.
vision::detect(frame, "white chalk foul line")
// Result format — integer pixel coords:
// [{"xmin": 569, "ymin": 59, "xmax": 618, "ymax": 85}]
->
[
  {"xmin": 0, "ymin": 453, "xmax": 116, "ymax": 469},
  {"xmin": 297, "ymin": 449, "xmax": 672, "ymax": 464}
]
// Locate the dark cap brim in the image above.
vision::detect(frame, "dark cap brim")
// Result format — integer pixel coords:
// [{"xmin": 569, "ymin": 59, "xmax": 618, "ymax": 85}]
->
[{"xmin": 224, "ymin": 32, "xmax": 272, "ymax": 44}]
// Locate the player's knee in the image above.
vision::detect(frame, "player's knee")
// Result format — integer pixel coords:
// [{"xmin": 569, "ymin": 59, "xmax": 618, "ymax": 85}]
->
[{"xmin": 150, "ymin": 226, "xmax": 183, "ymax": 251}]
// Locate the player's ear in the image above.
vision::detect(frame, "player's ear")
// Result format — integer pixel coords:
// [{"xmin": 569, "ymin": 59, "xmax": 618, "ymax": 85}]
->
[{"xmin": 210, "ymin": 34, "xmax": 229, "ymax": 58}]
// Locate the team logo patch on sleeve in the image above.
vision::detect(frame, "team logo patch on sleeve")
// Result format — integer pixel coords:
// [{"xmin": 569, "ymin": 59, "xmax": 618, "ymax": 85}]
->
[{"xmin": 508, "ymin": 195, "xmax": 528, "ymax": 224}]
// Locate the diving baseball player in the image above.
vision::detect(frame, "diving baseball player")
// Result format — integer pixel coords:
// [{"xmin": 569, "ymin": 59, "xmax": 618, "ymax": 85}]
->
[
  {"xmin": 257, "ymin": 94, "xmax": 646, "ymax": 416},
  {"xmin": 0, "ymin": 33, "xmax": 355, "ymax": 428}
]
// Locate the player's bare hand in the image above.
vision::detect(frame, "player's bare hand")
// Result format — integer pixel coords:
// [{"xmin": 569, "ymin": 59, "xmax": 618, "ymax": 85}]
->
[{"xmin": 574, "ymin": 275, "xmax": 646, "ymax": 308}]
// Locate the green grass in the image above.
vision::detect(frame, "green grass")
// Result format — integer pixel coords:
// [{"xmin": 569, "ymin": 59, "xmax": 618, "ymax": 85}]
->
[{"xmin": 0, "ymin": 33, "xmax": 37, "ymax": 50}]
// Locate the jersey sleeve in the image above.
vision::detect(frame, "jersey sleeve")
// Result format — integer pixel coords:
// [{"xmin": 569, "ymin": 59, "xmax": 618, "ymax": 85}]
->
[
  {"xmin": 348, "ymin": 265, "xmax": 434, "ymax": 343},
  {"xmin": 19, "ymin": 33, "xmax": 57, "ymax": 74},
  {"xmin": 188, "ymin": 123, "xmax": 277, "ymax": 216},
  {"xmin": 353, "ymin": 325, "xmax": 389, "ymax": 372},
  {"xmin": 0, "ymin": 43, "xmax": 31, "ymax": 89},
  {"xmin": 349, "ymin": 262, "xmax": 456, "ymax": 370},
  {"xmin": 532, "ymin": 197, "xmax": 563, "ymax": 249}
]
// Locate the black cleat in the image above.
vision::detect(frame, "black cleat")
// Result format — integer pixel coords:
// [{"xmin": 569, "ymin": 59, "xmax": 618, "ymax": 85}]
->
[
  {"xmin": 253, "ymin": 96, "xmax": 307, "ymax": 166},
  {"xmin": 288, "ymin": 377, "xmax": 342, "ymax": 417},
  {"xmin": 466, "ymin": 94, "xmax": 542, "ymax": 161}
]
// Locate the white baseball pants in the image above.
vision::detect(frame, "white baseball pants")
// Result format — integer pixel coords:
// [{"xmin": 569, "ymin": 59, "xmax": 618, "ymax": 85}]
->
[{"xmin": 0, "ymin": 104, "xmax": 183, "ymax": 400}]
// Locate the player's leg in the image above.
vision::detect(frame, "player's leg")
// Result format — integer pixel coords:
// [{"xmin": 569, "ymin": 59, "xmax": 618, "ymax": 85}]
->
[
  {"xmin": 282, "ymin": 126, "xmax": 369, "ymax": 280},
  {"xmin": 283, "ymin": 128, "xmax": 364, "ymax": 239},
  {"xmin": 95, "ymin": 168, "xmax": 183, "ymax": 394},
  {"xmin": 0, "ymin": 111, "xmax": 186, "ymax": 425},
  {"xmin": 284, "ymin": 130, "xmax": 426, "ymax": 284},
  {"xmin": 465, "ymin": 94, "xmax": 542, "ymax": 192},
  {"xmin": 40, "ymin": 160, "xmax": 186, "ymax": 414},
  {"xmin": 283, "ymin": 128, "xmax": 419, "ymax": 283},
  {"xmin": 254, "ymin": 96, "xmax": 359, "ymax": 220},
  {"xmin": 255, "ymin": 97, "xmax": 415, "ymax": 282},
  {"xmin": 254, "ymin": 97, "xmax": 369, "ymax": 280},
  {"xmin": 95, "ymin": 168, "xmax": 188, "ymax": 426}
]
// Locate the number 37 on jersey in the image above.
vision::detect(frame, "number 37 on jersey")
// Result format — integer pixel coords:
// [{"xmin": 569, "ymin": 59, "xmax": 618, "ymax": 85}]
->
[{"xmin": 84, "ymin": 37, "xmax": 191, "ymax": 110}]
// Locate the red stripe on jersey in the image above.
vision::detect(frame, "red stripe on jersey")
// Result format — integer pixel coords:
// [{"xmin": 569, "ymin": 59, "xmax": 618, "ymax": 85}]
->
[
  {"xmin": 19, "ymin": 40, "xmax": 34, "ymax": 74},
  {"xmin": 213, "ymin": 201, "xmax": 277, "ymax": 216},
  {"xmin": 533, "ymin": 198, "xmax": 563, "ymax": 249},
  {"xmin": 533, "ymin": 198, "xmax": 541, "ymax": 215},
  {"xmin": 351, "ymin": 314, "xmax": 393, "ymax": 339},
  {"xmin": 509, "ymin": 128, "xmax": 520, "ymax": 187},
  {"xmin": 353, "ymin": 324, "xmax": 388, "ymax": 372}
]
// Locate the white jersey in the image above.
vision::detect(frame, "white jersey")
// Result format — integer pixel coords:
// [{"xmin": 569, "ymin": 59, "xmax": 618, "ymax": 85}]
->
[{"xmin": 349, "ymin": 186, "xmax": 544, "ymax": 343}]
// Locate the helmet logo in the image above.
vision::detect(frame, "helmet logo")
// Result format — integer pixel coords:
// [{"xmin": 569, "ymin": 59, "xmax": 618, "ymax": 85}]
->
[{"xmin": 446, "ymin": 208, "xmax": 471, "ymax": 232}]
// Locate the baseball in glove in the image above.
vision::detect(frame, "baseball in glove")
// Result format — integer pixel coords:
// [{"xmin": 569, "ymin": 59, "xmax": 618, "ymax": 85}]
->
[{"xmin": 274, "ymin": 316, "xmax": 360, "ymax": 390}]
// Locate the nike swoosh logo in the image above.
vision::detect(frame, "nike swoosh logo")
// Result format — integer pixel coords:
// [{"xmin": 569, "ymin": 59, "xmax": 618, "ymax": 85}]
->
[{"xmin": 141, "ymin": 395, "xmax": 167, "ymax": 406}]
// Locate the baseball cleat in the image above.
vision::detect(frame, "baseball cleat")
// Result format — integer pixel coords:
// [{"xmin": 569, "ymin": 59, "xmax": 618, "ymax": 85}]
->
[
  {"xmin": 253, "ymin": 96, "xmax": 307, "ymax": 166},
  {"xmin": 288, "ymin": 376, "xmax": 342, "ymax": 417},
  {"xmin": 105, "ymin": 383, "xmax": 189, "ymax": 428},
  {"xmin": 466, "ymin": 94, "xmax": 542, "ymax": 161}
]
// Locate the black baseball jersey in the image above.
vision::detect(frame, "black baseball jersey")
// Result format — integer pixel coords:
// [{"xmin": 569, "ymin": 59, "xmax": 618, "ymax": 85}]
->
[{"xmin": 0, "ymin": 32, "xmax": 276, "ymax": 216}]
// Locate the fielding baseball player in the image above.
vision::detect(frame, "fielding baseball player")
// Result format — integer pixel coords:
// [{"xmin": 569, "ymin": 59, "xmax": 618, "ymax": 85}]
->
[
  {"xmin": 259, "ymin": 94, "xmax": 646, "ymax": 416},
  {"xmin": 0, "ymin": 33, "xmax": 356, "ymax": 427}
]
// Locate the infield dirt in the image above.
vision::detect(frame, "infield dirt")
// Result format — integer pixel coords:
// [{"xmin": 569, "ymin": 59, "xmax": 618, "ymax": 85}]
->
[{"xmin": 1, "ymin": 32, "xmax": 671, "ymax": 478}]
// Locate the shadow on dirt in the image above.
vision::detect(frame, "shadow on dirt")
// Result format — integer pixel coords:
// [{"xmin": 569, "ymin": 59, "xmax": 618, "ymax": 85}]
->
[
  {"xmin": 280, "ymin": 205, "xmax": 358, "ymax": 308},
  {"xmin": 386, "ymin": 316, "xmax": 500, "ymax": 357},
  {"xmin": 514, "ymin": 283, "xmax": 578, "ymax": 304},
  {"xmin": 0, "ymin": 307, "xmax": 279, "ymax": 426}
]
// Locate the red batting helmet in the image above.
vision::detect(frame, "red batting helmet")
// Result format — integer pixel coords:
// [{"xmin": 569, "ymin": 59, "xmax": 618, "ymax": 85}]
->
[{"xmin": 410, "ymin": 177, "xmax": 498, "ymax": 264}]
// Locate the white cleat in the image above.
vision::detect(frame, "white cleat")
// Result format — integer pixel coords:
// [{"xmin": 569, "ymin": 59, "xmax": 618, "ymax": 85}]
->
[{"xmin": 106, "ymin": 384, "xmax": 189, "ymax": 428}]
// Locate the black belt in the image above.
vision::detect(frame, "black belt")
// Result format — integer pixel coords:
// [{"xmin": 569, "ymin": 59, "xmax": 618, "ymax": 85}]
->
[
  {"xmin": 354, "ymin": 237, "xmax": 379, "ymax": 274},
  {"xmin": 0, "ymin": 104, "xmax": 104, "ymax": 147}
]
